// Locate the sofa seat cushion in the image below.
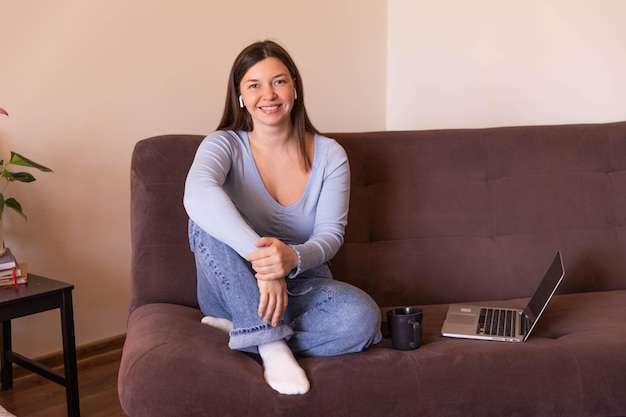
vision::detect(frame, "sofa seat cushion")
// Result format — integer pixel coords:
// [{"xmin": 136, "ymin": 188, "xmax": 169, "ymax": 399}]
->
[{"xmin": 119, "ymin": 290, "xmax": 626, "ymax": 417}]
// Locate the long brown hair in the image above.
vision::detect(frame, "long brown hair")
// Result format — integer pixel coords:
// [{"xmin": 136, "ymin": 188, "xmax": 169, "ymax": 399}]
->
[{"xmin": 217, "ymin": 40, "xmax": 318, "ymax": 170}]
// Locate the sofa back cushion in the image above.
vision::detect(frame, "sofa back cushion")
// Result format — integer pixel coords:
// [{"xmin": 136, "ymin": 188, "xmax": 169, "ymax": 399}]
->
[
  {"xmin": 130, "ymin": 134, "xmax": 203, "ymax": 311},
  {"xmin": 130, "ymin": 122, "xmax": 626, "ymax": 311},
  {"xmin": 330, "ymin": 122, "xmax": 626, "ymax": 306}
]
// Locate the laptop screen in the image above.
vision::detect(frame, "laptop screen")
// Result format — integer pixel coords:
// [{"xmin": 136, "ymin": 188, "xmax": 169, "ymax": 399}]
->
[{"xmin": 524, "ymin": 252, "xmax": 565, "ymax": 324}]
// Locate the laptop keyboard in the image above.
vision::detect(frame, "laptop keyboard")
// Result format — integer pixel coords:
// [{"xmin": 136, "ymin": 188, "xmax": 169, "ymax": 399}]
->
[{"xmin": 476, "ymin": 308, "xmax": 518, "ymax": 337}]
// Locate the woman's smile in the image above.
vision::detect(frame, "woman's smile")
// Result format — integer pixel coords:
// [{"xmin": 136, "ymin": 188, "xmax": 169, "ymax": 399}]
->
[{"xmin": 259, "ymin": 104, "xmax": 281, "ymax": 113}]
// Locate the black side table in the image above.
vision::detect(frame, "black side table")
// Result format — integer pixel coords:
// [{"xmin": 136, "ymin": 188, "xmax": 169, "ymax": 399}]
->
[{"xmin": 0, "ymin": 274, "xmax": 80, "ymax": 417}]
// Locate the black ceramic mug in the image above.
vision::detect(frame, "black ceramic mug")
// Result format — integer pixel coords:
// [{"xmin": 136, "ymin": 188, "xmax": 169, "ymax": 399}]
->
[{"xmin": 386, "ymin": 307, "xmax": 423, "ymax": 350}]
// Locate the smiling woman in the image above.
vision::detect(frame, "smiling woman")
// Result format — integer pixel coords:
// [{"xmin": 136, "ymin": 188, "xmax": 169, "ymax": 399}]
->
[
  {"xmin": 182, "ymin": 40, "xmax": 382, "ymax": 396},
  {"xmin": 217, "ymin": 40, "xmax": 317, "ymax": 171}
]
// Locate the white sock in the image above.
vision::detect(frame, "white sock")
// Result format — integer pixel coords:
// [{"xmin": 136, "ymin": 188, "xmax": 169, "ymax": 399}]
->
[
  {"xmin": 258, "ymin": 340, "xmax": 310, "ymax": 395},
  {"xmin": 201, "ymin": 316, "xmax": 233, "ymax": 333}
]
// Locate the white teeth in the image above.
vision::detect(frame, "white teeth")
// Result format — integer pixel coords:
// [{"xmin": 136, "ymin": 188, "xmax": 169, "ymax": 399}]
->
[{"xmin": 260, "ymin": 105, "xmax": 279, "ymax": 111}]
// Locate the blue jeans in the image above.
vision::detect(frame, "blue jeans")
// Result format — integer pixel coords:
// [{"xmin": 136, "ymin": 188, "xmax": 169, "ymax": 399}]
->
[{"xmin": 189, "ymin": 220, "xmax": 382, "ymax": 356}]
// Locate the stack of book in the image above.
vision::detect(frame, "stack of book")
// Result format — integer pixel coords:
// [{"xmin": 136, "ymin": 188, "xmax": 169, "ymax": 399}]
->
[{"xmin": 0, "ymin": 247, "xmax": 28, "ymax": 287}]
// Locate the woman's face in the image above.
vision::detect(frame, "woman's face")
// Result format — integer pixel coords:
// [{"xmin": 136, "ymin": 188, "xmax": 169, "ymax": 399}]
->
[{"xmin": 239, "ymin": 57, "xmax": 296, "ymax": 131}]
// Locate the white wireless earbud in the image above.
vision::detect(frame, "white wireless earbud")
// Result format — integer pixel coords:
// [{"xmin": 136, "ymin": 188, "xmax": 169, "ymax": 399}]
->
[{"xmin": 239, "ymin": 95, "xmax": 244, "ymax": 108}]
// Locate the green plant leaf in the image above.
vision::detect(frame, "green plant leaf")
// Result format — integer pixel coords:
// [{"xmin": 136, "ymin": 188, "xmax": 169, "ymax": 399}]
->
[
  {"xmin": 0, "ymin": 194, "xmax": 4, "ymax": 219},
  {"xmin": 4, "ymin": 198, "xmax": 27, "ymax": 220},
  {"xmin": 4, "ymin": 171, "xmax": 37, "ymax": 183},
  {"xmin": 9, "ymin": 152, "xmax": 53, "ymax": 172}
]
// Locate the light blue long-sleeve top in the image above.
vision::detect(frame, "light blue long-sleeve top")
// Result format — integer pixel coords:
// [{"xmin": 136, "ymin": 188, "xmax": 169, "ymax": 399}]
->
[{"xmin": 183, "ymin": 130, "xmax": 350, "ymax": 277}]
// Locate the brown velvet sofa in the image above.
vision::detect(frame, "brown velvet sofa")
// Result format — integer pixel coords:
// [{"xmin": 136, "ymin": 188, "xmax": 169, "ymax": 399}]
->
[{"xmin": 119, "ymin": 121, "xmax": 626, "ymax": 417}]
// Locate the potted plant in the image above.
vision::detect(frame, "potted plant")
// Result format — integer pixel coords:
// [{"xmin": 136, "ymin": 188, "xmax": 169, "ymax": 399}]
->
[{"xmin": 0, "ymin": 107, "xmax": 53, "ymax": 253}]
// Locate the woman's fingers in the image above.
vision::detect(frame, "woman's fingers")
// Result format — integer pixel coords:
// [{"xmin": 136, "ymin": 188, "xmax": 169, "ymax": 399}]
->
[{"xmin": 257, "ymin": 279, "xmax": 288, "ymax": 327}]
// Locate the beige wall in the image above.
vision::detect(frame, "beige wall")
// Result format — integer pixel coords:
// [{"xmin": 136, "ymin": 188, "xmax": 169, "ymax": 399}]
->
[
  {"xmin": 0, "ymin": 0, "xmax": 386, "ymax": 358},
  {"xmin": 387, "ymin": 0, "xmax": 626, "ymax": 130}
]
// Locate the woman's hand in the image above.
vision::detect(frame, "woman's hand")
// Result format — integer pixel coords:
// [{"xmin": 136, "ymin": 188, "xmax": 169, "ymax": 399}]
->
[
  {"xmin": 246, "ymin": 237, "xmax": 298, "ymax": 281},
  {"xmin": 256, "ymin": 278, "xmax": 288, "ymax": 327},
  {"xmin": 247, "ymin": 237, "xmax": 297, "ymax": 327}
]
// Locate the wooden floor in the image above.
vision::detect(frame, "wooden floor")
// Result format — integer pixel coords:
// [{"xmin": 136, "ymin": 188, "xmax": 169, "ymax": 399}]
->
[{"xmin": 0, "ymin": 336, "xmax": 126, "ymax": 417}]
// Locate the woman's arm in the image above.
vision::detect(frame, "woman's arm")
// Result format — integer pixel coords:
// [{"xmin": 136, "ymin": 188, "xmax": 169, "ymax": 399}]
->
[
  {"xmin": 289, "ymin": 139, "xmax": 350, "ymax": 276},
  {"xmin": 183, "ymin": 132, "xmax": 260, "ymax": 258}
]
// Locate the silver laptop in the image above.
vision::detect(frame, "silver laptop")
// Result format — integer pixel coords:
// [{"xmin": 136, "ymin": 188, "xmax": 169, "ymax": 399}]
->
[{"xmin": 441, "ymin": 251, "xmax": 565, "ymax": 342}]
